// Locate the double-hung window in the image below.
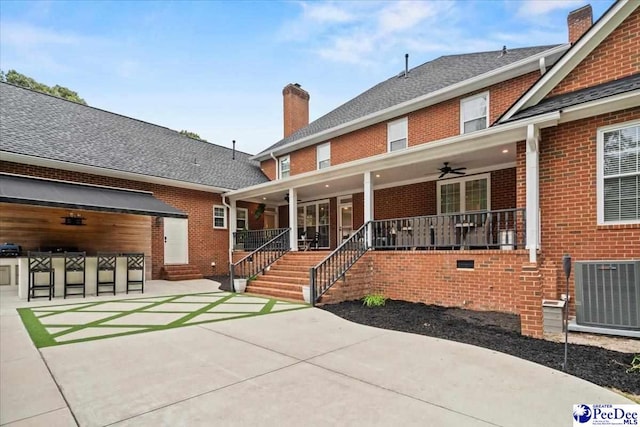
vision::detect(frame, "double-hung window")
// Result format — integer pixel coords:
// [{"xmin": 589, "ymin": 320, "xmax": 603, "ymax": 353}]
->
[
  {"xmin": 387, "ymin": 117, "xmax": 408, "ymax": 152},
  {"xmin": 598, "ymin": 121, "xmax": 639, "ymax": 224},
  {"xmin": 279, "ymin": 155, "xmax": 290, "ymax": 179},
  {"xmin": 460, "ymin": 92, "xmax": 489, "ymax": 134},
  {"xmin": 437, "ymin": 174, "xmax": 490, "ymax": 214},
  {"xmin": 317, "ymin": 143, "xmax": 331, "ymax": 169},
  {"xmin": 213, "ymin": 205, "xmax": 227, "ymax": 229}
]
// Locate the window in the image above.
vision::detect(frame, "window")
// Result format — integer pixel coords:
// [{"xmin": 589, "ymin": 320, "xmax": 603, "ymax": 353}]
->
[
  {"xmin": 236, "ymin": 208, "xmax": 248, "ymax": 230},
  {"xmin": 213, "ymin": 205, "xmax": 226, "ymax": 229},
  {"xmin": 598, "ymin": 122, "xmax": 639, "ymax": 224},
  {"xmin": 387, "ymin": 117, "xmax": 407, "ymax": 152},
  {"xmin": 317, "ymin": 142, "xmax": 331, "ymax": 169},
  {"xmin": 437, "ymin": 174, "xmax": 490, "ymax": 214},
  {"xmin": 279, "ymin": 155, "xmax": 290, "ymax": 179},
  {"xmin": 460, "ymin": 92, "xmax": 488, "ymax": 134}
]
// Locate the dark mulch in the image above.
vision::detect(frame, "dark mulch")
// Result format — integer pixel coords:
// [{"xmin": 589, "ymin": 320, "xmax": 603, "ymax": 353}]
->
[
  {"xmin": 321, "ymin": 300, "xmax": 640, "ymax": 396},
  {"xmin": 205, "ymin": 275, "xmax": 231, "ymax": 292}
]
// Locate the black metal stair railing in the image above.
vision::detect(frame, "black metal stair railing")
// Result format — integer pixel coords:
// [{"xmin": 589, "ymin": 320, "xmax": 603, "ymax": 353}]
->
[
  {"xmin": 309, "ymin": 222, "xmax": 370, "ymax": 305},
  {"xmin": 233, "ymin": 228, "xmax": 289, "ymax": 251},
  {"xmin": 230, "ymin": 228, "xmax": 290, "ymax": 291}
]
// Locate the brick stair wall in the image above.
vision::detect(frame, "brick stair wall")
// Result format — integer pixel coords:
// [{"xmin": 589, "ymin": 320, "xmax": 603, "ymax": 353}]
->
[
  {"xmin": 246, "ymin": 251, "xmax": 331, "ymax": 301},
  {"xmin": 162, "ymin": 264, "xmax": 204, "ymax": 281}
]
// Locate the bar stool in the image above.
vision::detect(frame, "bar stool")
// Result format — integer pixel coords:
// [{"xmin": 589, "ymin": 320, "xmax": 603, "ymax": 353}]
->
[
  {"xmin": 125, "ymin": 253, "xmax": 144, "ymax": 294},
  {"xmin": 64, "ymin": 252, "xmax": 86, "ymax": 298},
  {"xmin": 28, "ymin": 252, "xmax": 55, "ymax": 302},
  {"xmin": 96, "ymin": 253, "xmax": 117, "ymax": 296}
]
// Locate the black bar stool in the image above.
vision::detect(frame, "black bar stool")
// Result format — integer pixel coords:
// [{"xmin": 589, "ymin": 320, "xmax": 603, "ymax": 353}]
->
[
  {"xmin": 64, "ymin": 252, "xmax": 86, "ymax": 298},
  {"xmin": 96, "ymin": 253, "xmax": 117, "ymax": 296},
  {"xmin": 125, "ymin": 253, "xmax": 144, "ymax": 294},
  {"xmin": 28, "ymin": 252, "xmax": 55, "ymax": 302}
]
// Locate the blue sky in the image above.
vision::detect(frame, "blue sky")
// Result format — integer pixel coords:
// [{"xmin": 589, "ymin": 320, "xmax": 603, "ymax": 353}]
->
[{"xmin": 1, "ymin": 0, "xmax": 613, "ymax": 155}]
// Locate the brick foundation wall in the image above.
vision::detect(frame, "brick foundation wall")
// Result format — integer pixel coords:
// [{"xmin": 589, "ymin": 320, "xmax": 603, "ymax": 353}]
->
[
  {"xmin": 1, "ymin": 161, "xmax": 229, "ymax": 278},
  {"xmin": 549, "ymin": 8, "xmax": 639, "ymax": 96},
  {"xmin": 370, "ymin": 250, "xmax": 529, "ymax": 313}
]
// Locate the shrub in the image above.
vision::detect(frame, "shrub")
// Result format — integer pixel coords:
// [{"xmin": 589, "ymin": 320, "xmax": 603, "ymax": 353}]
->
[
  {"xmin": 362, "ymin": 293, "xmax": 387, "ymax": 308},
  {"xmin": 627, "ymin": 354, "xmax": 639, "ymax": 374}
]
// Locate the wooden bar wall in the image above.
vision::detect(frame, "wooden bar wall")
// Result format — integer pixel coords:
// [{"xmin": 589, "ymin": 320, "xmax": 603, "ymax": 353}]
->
[{"xmin": 0, "ymin": 202, "xmax": 152, "ymax": 257}]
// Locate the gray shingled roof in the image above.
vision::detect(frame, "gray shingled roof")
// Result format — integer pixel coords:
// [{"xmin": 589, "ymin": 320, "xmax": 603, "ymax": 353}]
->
[
  {"xmin": 256, "ymin": 45, "xmax": 559, "ymax": 158},
  {"xmin": 0, "ymin": 83, "xmax": 268, "ymax": 190},
  {"xmin": 507, "ymin": 73, "xmax": 640, "ymax": 122}
]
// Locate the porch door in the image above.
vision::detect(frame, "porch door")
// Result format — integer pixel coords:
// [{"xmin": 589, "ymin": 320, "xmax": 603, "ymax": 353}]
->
[
  {"xmin": 164, "ymin": 217, "xmax": 189, "ymax": 264},
  {"xmin": 338, "ymin": 199, "xmax": 353, "ymax": 242}
]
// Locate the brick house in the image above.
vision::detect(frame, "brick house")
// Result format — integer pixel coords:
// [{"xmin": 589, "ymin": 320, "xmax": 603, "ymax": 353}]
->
[
  {"xmin": 0, "ymin": 2, "xmax": 637, "ymax": 338},
  {"xmin": 226, "ymin": 1, "xmax": 639, "ymax": 338}
]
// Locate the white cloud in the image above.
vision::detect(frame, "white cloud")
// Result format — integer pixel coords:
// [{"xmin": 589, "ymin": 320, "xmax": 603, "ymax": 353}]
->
[
  {"xmin": 516, "ymin": 0, "xmax": 585, "ymax": 17},
  {"xmin": 377, "ymin": 1, "xmax": 443, "ymax": 34},
  {"xmin": 301, "ymin": 2, "xmax": 355, "ymax": 23},
  {"xmin": 0, "ymin": 22, "xmax": 83, "ymax": 47}
]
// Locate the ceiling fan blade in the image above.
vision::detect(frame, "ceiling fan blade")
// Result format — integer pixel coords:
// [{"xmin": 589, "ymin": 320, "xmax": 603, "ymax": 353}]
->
[
  {"xmin": 438, "ymin": 172, "xmax": 446, "ymax": 179},
  {"xmin": 451, "ymin": 170, "xmax": 466, "ymax": 175},
  {"xmin": 453, "ymin": 167, "xmax": 467, "ymax": 171}
]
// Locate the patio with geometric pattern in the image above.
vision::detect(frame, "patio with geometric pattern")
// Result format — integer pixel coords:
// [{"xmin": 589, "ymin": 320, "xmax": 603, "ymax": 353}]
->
[{"xmin": 18, "ymin": 291, "xmax": 308, "ymax": 348}]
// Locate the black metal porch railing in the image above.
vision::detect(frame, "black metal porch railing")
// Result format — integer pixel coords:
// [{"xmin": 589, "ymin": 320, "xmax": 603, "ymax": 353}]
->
[
  {"xmin": 309, "ymin": 222, "xmax": 370, "ymax": 306},
  {"xmin": 371, "ymin": 208, "xmax": 526, "ymax": 250},
  {"xmin": 233, "ymin": 228, "xmax": 289, "ymax": 251},
  {"xmin": 230, "ymin": 228, "xmax": 290, "ymax": 289}
]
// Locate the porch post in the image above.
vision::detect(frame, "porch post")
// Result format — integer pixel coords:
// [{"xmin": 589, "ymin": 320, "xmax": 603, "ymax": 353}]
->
[
  {"xmin": 229, "ymin": 199, "xmax": 237, "ymax": 252},
  {"xmin": 363, "ymin": 171, "xmax": 374, "ymax": 247},
  {"xmin": 288, "ymin": 188, "xmax": 298, "ymax": 251},
  {"xmin": 526, "ymin": 124, "xmax": 540, "ymax": 264}
]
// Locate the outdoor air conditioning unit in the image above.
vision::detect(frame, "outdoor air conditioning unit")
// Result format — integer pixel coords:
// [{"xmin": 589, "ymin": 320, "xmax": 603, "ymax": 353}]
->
[{"xmin": 574, "ymin": 261, "xmax": 640, "ymax": 331}]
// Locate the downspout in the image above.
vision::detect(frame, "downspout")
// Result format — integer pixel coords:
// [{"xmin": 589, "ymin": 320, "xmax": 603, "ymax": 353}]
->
[
  {"xmin": 222, "ymin": 195, "xmax": 232, "ymax": 265},
  {"xmin": 270, "ymin": 151, "xmax": 278, "ymax": 179}
]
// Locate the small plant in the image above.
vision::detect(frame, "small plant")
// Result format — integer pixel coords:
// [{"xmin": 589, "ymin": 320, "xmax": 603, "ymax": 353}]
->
[
  {"xmin": 627, "ymin": 354, "xmax": 640, "ymax": 374},
  {"xmin": 247, "ymin": 274, "xmax": 259, "ymax": 282},
  {"xmin": 362, "ymin": 293, "xmax": 387, "ymax": 308}
]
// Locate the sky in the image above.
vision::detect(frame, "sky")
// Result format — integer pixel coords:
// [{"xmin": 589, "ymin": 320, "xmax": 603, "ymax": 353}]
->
[{"xmin": 0, "ymin": 0, "xmax": 614, "ymax": 155}]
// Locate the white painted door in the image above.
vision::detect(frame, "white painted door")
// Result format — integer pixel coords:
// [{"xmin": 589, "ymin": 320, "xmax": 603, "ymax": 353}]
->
[
  {"xmin": 338, "ymin": 201, "xmax": 353, "ymax": 242},
  {"xmin": 164, "ymin": 218, "xmax": 189, "ymax": 264}
]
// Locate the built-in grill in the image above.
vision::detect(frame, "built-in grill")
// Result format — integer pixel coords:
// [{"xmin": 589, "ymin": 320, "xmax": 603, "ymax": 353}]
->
[{"xmin": 0, "ymin": 243, "xmax": 21, "ymax": 257}]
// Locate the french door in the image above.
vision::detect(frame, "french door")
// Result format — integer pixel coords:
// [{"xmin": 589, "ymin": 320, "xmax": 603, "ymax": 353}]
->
[{"xmin": 297, "ymin": 200, "xmax": 330, "ymax": 248}]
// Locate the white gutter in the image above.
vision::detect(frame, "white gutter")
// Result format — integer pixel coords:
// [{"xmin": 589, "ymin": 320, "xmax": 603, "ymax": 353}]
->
[
  {"xmin": 1, "ymin": 151, "xmax": 232, "ymax": 194},
  {"xmin": 253, "ymin": 44, "xmax": 569, "ymax": 161},
  {"xmin": 229, "ymin": 111, "xmax": 561, "ymax": 199},
  {"xmin": 270, "ymin": 152, "xmax": 278, "ymax": 179}
]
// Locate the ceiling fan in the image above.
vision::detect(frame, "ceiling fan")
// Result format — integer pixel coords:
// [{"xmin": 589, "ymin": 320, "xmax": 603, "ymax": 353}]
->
[{"xmin": 438, "ymin": 162, "xmax": 467, "ymax": 179}]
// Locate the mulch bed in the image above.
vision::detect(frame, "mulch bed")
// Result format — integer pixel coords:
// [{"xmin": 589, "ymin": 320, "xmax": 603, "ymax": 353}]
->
[{"xmin": 321, "ymin": 300, "xmax": 639, "ymax": 396}]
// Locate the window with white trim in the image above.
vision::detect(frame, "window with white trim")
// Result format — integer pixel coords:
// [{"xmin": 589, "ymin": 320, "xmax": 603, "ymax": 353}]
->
[
  {"xmin": 598, "ymin": 122, "xmax": 639, "ymax": 224},
  {"xmin": 437, "ymin": 174, "xmax": 490, "ymax": 214},
  {"xmin": 213, "ymin": 205, "xmax": 226, "ymax": 229},
  {"xmin": 460, "ymin": 92, "xmax": 488, "ymax": 134},
  {"xmin": 317, "ymin": 142, "xmax": 331, "ymax": 169},
  {"xmin": 279, "ymin": 155, "xmax": 290, "ymax": 179},
  {"xmin": 387, "ymin": 117, "xmax": 407, "ymax": 152},
  {"xmin": 236, "ymin": 208, "xmax": 248, "ymax": 230}
]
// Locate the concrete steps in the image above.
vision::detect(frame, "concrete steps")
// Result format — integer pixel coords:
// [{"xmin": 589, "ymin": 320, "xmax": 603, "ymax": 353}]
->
[{"xmin": 162, "ymin": 264, "xmax": 204, "ymax": 281}]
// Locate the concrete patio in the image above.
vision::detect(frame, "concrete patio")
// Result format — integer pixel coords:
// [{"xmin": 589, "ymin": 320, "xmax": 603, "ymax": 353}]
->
[{"xmin": 1, "ymin": 279, "xmax": 634, "ymax": 426}]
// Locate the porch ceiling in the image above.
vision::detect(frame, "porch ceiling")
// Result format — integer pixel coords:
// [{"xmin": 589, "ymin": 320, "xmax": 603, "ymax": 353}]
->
[{"xmin": 253, "ymin": 141, "xmax": 516, "ymax": 205}]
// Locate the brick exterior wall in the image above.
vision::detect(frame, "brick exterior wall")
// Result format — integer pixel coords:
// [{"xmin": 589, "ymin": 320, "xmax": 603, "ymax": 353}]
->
[
  {"xmin": 277, "ymin": 73, "xmax": 540, "ymax": 177},
  {"xmin": 567, "ymin": 5, "xmax": 593, "ymax": 44},
  {"xmin": 283, "ymin": 84, "xmax": 310, "ymax": 138},
  {"xmin": 1, "ymin": 161, "xmax": 230, "ymax": 278},
  {"xmin": 516, "ymin": 108, "xmax": 640, "ymax": 315},
  {"xmin": 549, "ymin": 7, "xmax": 639, "ymax": 96},
  {"xmin": 260, "ymin": 159, "xmax": 276, "ymax": 181}
]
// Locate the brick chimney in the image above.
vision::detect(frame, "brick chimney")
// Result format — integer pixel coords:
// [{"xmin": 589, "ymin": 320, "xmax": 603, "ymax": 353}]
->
[
  {"xmin": 567, "ymin": 5, "xmax": 593, "ymax": 44},
  {"xmin": 283, "ymin": 83, "xmax": 310, "ymax": 138}
]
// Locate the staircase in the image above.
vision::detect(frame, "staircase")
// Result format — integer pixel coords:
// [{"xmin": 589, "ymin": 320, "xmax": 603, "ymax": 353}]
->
[
  {"xmin": 246, "ymin": 251, "xmax": 330, "ymax": 301},
  {"xmin": 162, "ymin": 264, "xmax": 204, "ymax": 281}
]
